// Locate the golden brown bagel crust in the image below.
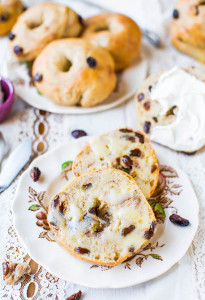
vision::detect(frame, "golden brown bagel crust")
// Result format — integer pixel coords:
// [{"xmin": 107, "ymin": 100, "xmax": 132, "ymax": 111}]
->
[
  {"xmin": 32, "ymin": 38, "xmax": 116, "ymax": 107},
  {"xmin": 0, "ymin": 0, "xmax": 24, "ymax": 36},
  {"xmin": 171, "ymin": 0, "xmax": 205, "ymax": 63},
  {"xmin": 48, "ymin": 168, "xmax": 156, "ymax": 266},
  {"xmin": 82, "ymin": 13, "xmax": 141, "ymax": 71},
  {"xmin": 72, "ymin": 128, "xmax": 159, "ymax": 199},
  {"xmin": 9, "ymin": 2, "xmax": 83, "ymax": 61}
]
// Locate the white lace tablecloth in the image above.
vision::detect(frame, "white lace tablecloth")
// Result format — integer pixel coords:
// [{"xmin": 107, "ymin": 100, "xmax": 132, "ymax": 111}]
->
[{"xmin": 0, "ymin": 0, "xmax": 205, "ymax": 299}]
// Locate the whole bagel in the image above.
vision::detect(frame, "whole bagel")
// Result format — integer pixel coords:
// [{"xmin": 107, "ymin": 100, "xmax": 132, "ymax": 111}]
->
[
  {"xmin": 82, "ymin": 13, "xmax": 141, "ymax": 71},
  {"xmin": 171, "ymin": 0, "xmax": 205, "ymax": 63},
  {"xmin": 32, "ymin": 38, "xmax": 116, "ymax": 107},
  {"xmin": 0, "ymin": 0, "xmax": 24, "ymax": 36},
  {"xmin": 9, "ymin": 2, "xmax": 83, "ymax": 61}
]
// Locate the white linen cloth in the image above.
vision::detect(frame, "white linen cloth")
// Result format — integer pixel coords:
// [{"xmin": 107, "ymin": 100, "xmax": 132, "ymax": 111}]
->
[{"xmin": 0, "ymin": 0, "xmax": 205, "ymax": 299}]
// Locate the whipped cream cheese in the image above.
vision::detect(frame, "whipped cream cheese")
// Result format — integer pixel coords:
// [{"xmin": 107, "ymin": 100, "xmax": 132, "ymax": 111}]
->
[{"xmin": 150, "ymin": 66, "xmax": 205, "ymax": 152}]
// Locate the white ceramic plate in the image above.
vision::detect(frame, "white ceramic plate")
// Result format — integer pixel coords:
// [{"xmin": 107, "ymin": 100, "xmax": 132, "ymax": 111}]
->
[
  {"xmin": 13, "ymin": 137, "xmax": 199, "ymax": 288},
  {"xmin": 5, "ymin": 53, "xmax": 147, "ymax": 114}
]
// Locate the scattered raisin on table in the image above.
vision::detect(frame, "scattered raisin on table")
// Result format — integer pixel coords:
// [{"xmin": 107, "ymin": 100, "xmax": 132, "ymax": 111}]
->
[
  {"xmin": 169, "ymin": 214, "xmax": 190, "ymax": 226},
  {"xmin": 30, "ymin": 167, "xmax": 41, "ymax": 182},
  {"xmin": 71, "ymin": 130, "xmax": 87, "ymax": 139}
]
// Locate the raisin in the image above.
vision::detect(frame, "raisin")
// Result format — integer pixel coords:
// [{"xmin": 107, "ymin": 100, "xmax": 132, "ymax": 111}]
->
[
  {"xmin": 8, "ymin": 33, "xmax": 15, "ymax": 40},
  {"xmin": 173, "ymin": 9, "xmax": 179, "ymax": 19},
  {"xmin": 71, "ymin": 130, "xmax": 87, "ymax": 139},
  {"xmin": 122, "ymin": 225, "xmax": 135, "ymax": 237},
  {"xmin": 148, "ymin": 85, "xmax": 152, "ymax": 92},
  {"xmin": 151, "ymin": 164, "xmax": 158, "ymax": 173},
  {"xmin": 137, "ymin": 93, "xmax": 144, "ymax": 101},
  {"xmin": 144, "ymin": 221, "xmax": 157, "ymax": 239},
  {"xmin": 119, "ymin": 128, "xmax": 133, "ymax": 133},
  {"xmin": 144, "ymin": 101, "xmax": 150, "ymax": 110},
  {"xmin": 153, "ymin": 117, "xmax": 158, "ymax": 122},
  {"xmin": 195, "ymin": 6, "xmax": 199, "ymax": 15},
  {"xmin": 87, "ymin": 57, "xmax": 97, "ymax": 68},
  {"xmin": 82, "ymin": 183, "xmax": 92, "ymax": 190},
  {"xmin": 128, "ymin": 246, "xmax": 135, "ymax": 253},
  {"xmin": 30, "ymin": 167, "xmax": 41, "ymax": 182},
  {"xmin": 116, "ymin": 157, "xmax": 121, "ymax": 165},
  {"xmin": 67, "ymin": 290, "xmax": 82, "ymax": 300},
  {"xmin": 122, "ymin": 135, "xmax": 135, "ymax": 142},
  {"xmin": 144, "ymin": 121, "xmax": 151, "ymax": 134},
  {"xmin": 13, "ymin": 45, "xmax": 23, "ymax": 55},
  {"xmin": 2, "ymin": 262, "xmax": 9, "ymax": 276},
  {"xmin": 75, "ymin": 247, "xmax": 90, "ymax": 255},
  {"xmin": 129, "ymin": 148, "xmax": 141, "ymax": 157},
  {"xmin": 169, "ymin": 214, "xmax": 190, "ymax": 226},
  {"xmin": 0, "ymin": 12, "xmax": 9, "ymax": 22},
  {"xmin": 135, "ymin": 132, "xmax": 145, "ymax": 143},
  {"xmin": 52, "ymin": 195, "xmax": 59, "ymax": 208},
  {"xmin": 59, "ymin": 202, "xmax": 66, "ymax": 214},
  {"xmin": 78, "ymin": 15, "xmax": 84, "ymax": 25},
  {"xmin": 34, "ymin": 73, "xmax": 43, "ymax": 82},
  {"xmin": 122, "ymin": 155, "xmax": 133, "ymax": 169}
]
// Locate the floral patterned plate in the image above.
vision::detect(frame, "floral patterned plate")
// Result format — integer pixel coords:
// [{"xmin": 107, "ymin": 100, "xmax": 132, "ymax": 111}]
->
[{"xmin": 13, "ymin": 137, "xmax": 199, "ymax": 288}]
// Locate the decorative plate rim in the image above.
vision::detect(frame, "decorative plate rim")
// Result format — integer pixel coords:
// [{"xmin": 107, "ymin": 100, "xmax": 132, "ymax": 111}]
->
[{"xmin": 12, "ymin": 137, "xmax": 199, "ymax": 288}]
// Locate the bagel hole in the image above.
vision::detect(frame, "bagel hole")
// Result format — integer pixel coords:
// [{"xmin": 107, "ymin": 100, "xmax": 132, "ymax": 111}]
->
[
  {"xmin": 94, "ymin": 25, "xmax": 109, "ymax": 32},
  {"xmin": 27, "ymin": 21, "xmax": 43, "ymax": 30},
  {"xmin": 57, "ymin": 56, "xmax": 72, "ymax": 72}
]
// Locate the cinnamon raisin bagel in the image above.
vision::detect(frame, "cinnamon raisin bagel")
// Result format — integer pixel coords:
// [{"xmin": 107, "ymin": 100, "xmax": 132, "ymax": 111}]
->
[
  {"xmin": 72, "ymin": 128, "xmax": 159, "ymax": 199},
  {"xmin": 0, "ymin": 0, "xmax": 24, "ymax": 36},
  {"xmin": 32, "ymin": 38, "xmax": 116, "ymax": 107},
  {"xmin": 9, "ymin": 2, "xmax": 83, "ymax": 61},
  {"xmin": 82, "ymin": 13, "xmax": 141, "ymax": 71},
  {"xmin": 171, "ymin": 0, "xmax": 205, "ymax": 63},
  {"xmin": 48, "ymin": 168, "xmax": 156, "ymax": 266}
]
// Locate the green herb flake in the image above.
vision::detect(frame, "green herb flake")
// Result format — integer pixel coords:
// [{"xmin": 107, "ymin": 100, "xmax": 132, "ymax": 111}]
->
[
  {"xmin": 61, "ymin": 160, "xmax": 73, "ymax": 171},
  {"xmin": 149, "ymin": 254, "xmax": 163, "ymax": 261},
  {"xmin": 155, "ymin": 203, "xmax": 165, "ymax": 219},
  {"xmin": 28, "ymin": 204, "xmax": 40, "ymax": 211},
  {"xmin": 21, "ymin": 61, "xmax": 33, "ymax": 69},
  {"xmin": 37, "ymin": 90, "xmax": 42, "ymax": 96},
  {"xmin": 120, "ymin": 168, "xmax": 130, "ymax": 174}
]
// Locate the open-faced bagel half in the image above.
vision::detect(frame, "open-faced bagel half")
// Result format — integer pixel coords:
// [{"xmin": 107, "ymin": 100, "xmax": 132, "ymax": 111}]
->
[
  {"xmin": 48, "ymin": 168, "xmax": 156, "ymax": 266},
  {"xmin": 72, "ymin": 128, "xmax": 159, "ymax": 199}
]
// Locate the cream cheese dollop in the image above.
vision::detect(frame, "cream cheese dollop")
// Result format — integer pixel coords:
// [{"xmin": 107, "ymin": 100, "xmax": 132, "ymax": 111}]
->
[{"xmin": 150, "ymin": 66, "xmax": 205, "ymax": 152}]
